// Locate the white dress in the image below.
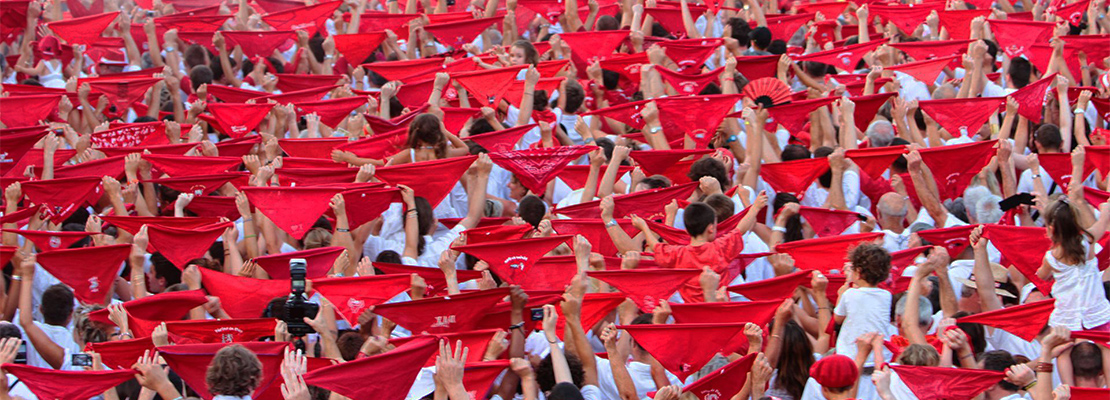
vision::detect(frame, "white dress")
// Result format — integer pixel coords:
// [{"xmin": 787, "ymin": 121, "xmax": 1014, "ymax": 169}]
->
[{"xmin": 1046, "ymin": 244, "xmax": 1110, "ymax": 329}]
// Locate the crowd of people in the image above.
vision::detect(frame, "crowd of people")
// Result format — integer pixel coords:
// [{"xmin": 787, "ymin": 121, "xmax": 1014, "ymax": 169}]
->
[{"xmin": 0, "ymin": 0, "xmax": 1108, "ymax": 398}]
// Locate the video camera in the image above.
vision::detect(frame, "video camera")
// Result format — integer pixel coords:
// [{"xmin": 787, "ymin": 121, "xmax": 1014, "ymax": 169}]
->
[{"xmin": 272, "ymin": 258, "xmax": 319, "ymax": 336}]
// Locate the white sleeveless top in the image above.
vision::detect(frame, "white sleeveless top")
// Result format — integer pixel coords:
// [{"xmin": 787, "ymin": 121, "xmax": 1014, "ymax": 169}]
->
[{"xmin": 1046, "ymin": 243, "xmax": 1110, "ymax": 330}]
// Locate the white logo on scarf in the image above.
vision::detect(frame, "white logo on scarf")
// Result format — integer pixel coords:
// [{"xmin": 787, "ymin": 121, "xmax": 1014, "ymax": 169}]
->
[
  {"xmin": 431, "ymin": 315, "xmax": 457, "ymax": 328},
  {"xmin": 88, "ymin": 277, "xmax": 100, "ymax": 293}
]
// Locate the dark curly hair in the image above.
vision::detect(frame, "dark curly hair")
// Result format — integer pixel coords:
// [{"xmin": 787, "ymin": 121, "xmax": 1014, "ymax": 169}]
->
[
  {"xmin": 849, "ymin": 243, "xmax": 891, "ymax": 285},
  {"xmin": 206, "ymin": 345, "xmax": 263, "ymax": 397}
]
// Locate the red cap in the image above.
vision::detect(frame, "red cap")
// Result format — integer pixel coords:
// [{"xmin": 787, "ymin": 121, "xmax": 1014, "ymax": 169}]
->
[
  {"xmin": 989, "ymin": 19, "xmax": 1055, "ymax": 58},
  {"xmin": 273, "ymin": 73, "xmax": 344, "ymax": 93},
  {"xmin": 304, "ymin": 336, "xmax": 438, "ymax": 400},
  {"xmin": 5, "ymin": 229, "xmax": 92, "ymax": 252},
  {"xmin": 616, "ymin": 323, "xmax": 747, "ymax": 380},
  {"xmin": 146, "ymin": 222, "xmax": 232, "ymax": 267},
  {"xmin": 145, "ymin": 172, "xmax": 249, "ymax": 195},
  {"xmin": 956, "ymin": 298, "xmax": 1056, "ymax": 341},
  {"xmin": 1009, "ymin": 73, "xmax": 1058, "ymax": 123},
  {"xmin": 774, "ymin": 232, "xmax": 884, "ymax": 272},
  {"xmin": 758, "ymin": 157, "xmax": 830, "ymax": 197},
  {"xmin": 157, "ymin": 342, "xmax": 284, "ymax": 399},
  {"xmin": 587, "ymin": 268, "xmax": 702, "ymax": 312},
  {"xmin": 85, "ymin": 336, "xmax": 154, "ymax": 370},
  {"xmin": 332, "ymin": 32, "xmax": 387, "ymax": 64},
  {"xmin": 199, "ymin": 268, "xmax": 293, "ymax": 318},
  {"xmin": 372, "ymin": 287, "xmax": 512, "ymax": 334},
  {"xmin": 798, "ymin": 206, "xmax": 861, "ymax": 237},
  {"xmin": 936, "ymin": 10, "xmax": 990, "ymax": 40},
  {"xmin": 453, "ymin": 235, "xmax": 572, "ymax": 281},
  {"xmin": 916, "ymin": 139, "xmax": 999, "ymax": 201},
  {"xmin": 260, "ymin": 1, "xmax": 341, "ymax": 35},
  {"xmin": 422, "ymin": 16, "xmax": 502, "ymax": 47},
  {"xmin": 20, "ymin": 176, "xmax": 103, "ymax": 223},
  {"xmin": 915, "ymin": 224, "xmax": 978, "ymax": 258},
  {"xmin": 794, "ymin": 39, "xmax": 887, "ymax": 71},
  {"xmin": 218, "ymin": 30, "xmax": 293, "ymax": 57},
  {"xmin": 35, "ymin": 244, "xmax": 130, "ymax": 304},
  {"xmin": 555, "ymin": 181, "xmax": 699, "ymax": 220},
  {"xmin": 558, "ymin": 30, "xmax": 630, "ymax": 72},
  {"xmin": 373, "ymin": 261, "xmax": 484, "ymax": 296},
  {"xmin": 241, "ymin": 186, "xmax": 343, "ymax": 239},
  {"xmin": 44, "ymin": 11, "xmax": 120, "ymax": 45},
  {"xmin": 891, "ymin": 365, "xmax": 1006, "ymax": 400},
  {"xmin": 294, "ymin": 96, "xmax": 369, "ymax": 128},
  {"xmin": 656, "ymin": 94, "xmax": 743, "ymax": 147},
  {"xmin": 808, "ymin": 354, "xmax": 858, "ymax": 388},
  {"xmin": 488, "ymin": 146, "xmax": 594, "ymax": 195},
  {"xmin": 465, "ymin": 124, "xmax": 536, "ymax": 153},
  {"xmin": 450, "ymin": 65, "xmax": 527, "ymax": 107},
  {"xmin": 373, "ymin": 155, "xmax": 477, "ymax": 208},
  {"xmin": 3, "ymin": 364, "xmax": 136, "ymax": 400},
  {"xmin": 203, "ymin": 102, "xmax": 276, "ymax": 138},
  {"xmin": 310, "ymin": 274, "xmax": 413, "ymax": 324}
]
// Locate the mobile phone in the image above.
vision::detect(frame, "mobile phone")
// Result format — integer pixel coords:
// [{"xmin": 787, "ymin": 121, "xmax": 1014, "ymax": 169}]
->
[
  {"xmin": 999, "ymin": 193, "xmax": 1035, "ymax": 212},
  {"xmin": 72, "ymin": 353, "xmax": 93, "ymax": 367},
  {"xmin": 530, "ymin": 308, "xmax": 544, "ymax": 321}
]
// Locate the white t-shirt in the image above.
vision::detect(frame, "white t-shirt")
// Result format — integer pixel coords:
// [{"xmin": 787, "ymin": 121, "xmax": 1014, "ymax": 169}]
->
[
  {"xmin": 834, "ymin": 287, "xmax": 894, "ymax": 362},
  {"xmin": 19, "ymin": 320, "xmax": 80, "ymax": 370},
  {"xmin": 595, "ymin": 356, "xmax": 682, "ymax": 400}
]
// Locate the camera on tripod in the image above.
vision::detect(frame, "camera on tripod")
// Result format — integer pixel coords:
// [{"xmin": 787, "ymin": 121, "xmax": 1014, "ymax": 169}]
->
[{"xmin": 273, "ymin": 258, "xmax": 319, "ymax": 336}]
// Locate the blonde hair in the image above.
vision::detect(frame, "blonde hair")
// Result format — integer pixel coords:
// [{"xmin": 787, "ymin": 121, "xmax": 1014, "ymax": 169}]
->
[{"xmin": 302, "ymin": 227, "xmax": 332, "ymax": 250}]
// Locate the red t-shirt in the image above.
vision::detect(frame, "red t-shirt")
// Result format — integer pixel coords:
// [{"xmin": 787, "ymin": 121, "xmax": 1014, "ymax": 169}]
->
[{"xmin": 651, "ymin": 226, "xmax": 747, "ymax": 302}]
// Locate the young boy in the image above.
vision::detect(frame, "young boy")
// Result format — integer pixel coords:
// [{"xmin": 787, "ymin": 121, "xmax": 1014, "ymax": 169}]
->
[
  {"xmin": 834, "ymin": 243, "xmax": 896, "ymax": 361},
  {"xmin": 632, "ymin": 191, "xmax": 768, "ymax": 302}
]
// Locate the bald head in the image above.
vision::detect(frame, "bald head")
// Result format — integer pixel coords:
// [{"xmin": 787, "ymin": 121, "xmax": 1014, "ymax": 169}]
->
[
  {"xmin": 877, "ymin": 192, "xmax": 908, "ymax": 221},
  {"xmin": 932, "ymin": 84, "xmax": 956, "ymax": 100}
]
